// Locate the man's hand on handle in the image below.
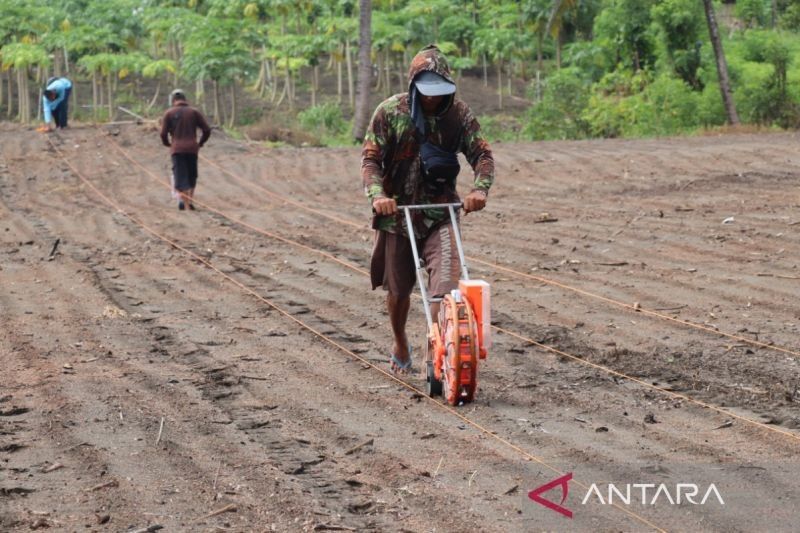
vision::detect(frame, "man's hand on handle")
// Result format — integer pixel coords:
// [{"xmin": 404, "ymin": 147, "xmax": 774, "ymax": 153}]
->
[
  {"xmin": 463, "ymin": 190, "xmax": 487, "ymax": 213},
  {"xmin": 374, "ymin": 193, "xmax": 486, "ymax": 215},
  {"xmin": 372, "ymin": 197, "xmax": 398, "ymax": 216}
]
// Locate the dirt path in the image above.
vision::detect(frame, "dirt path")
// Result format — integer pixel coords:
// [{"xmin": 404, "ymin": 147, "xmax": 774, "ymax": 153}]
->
[{"xmin": 2, "ymin": 123, "xmax": 799, "ymax": 532}]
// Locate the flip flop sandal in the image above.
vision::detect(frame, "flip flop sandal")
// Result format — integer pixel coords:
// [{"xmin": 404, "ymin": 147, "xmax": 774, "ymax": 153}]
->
[{"xmin": 390, "ymin": 348, "xmax": 413, "ymax": 374}]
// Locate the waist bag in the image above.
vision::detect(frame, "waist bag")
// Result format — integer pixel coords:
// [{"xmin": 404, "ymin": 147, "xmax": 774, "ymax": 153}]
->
[{"xmin": 420, "ymin": 141, "xmax": 459, "ymax": 195}]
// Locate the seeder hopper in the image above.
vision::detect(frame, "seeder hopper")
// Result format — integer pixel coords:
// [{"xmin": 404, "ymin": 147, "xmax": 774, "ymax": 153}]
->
[{"xmin": 401, "ymin": 203, "xmax": 491, "ymax": 406}]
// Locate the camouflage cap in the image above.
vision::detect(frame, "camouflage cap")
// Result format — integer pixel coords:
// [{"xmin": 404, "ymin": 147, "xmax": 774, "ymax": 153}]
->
[{"xmin": 407, "ymin": 44, "xmax": 456, "ymax": 89}]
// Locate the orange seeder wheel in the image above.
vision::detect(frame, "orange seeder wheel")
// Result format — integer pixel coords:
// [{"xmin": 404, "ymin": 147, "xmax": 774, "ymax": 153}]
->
[
  {"xmin": 425, "ymin": 328, "xmax": 443, "ymax": 397},
  {"xmin": 439, "ymin": 293, "xmax": 480, "ymax": 405}
]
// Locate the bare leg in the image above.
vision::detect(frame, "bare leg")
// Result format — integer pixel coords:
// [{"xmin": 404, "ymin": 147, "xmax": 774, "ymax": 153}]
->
[
  {"xmin": 186, "ymin": 187, "xmax": 195, "ymax": 209},
  {"xmin": 387, "ymin": 292, "xmax": 411, "ymax": 370},
  {"xmin": 430, "ymin": 302, "xmax": 440, "ymax": 325}
]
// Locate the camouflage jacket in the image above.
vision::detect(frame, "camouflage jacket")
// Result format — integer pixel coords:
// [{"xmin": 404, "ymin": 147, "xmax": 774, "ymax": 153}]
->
[{"xmin": 361, "ymin": 46, "xmax": 494, "ymax": 238}]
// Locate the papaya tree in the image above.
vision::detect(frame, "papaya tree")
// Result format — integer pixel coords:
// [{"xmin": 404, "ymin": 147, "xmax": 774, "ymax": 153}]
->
[
  {"xmin": 77, "ymin": 52, "xmax": 119, "ymax": 120},
  {"xmin": 264, "ymin": 33, "xmax": 311, "ymax": 110},
  {"xmin": 1, "ymin": 41, "xmax": 50, "ymax": 123},
  {"xmin": 142, "ymin": 58, "xmax": 177, "ymax": 112},
  {"xmin": 318, "ymin": 10, "xmax": 358, "ymax": 106},
  {"xmin": 0, "ymin": 0, "xmax": 51, "ymax": 119},
  {"xmin": 64, "ymin": 23, "xmax": 125, "ymax": 119},
  {"xmin": 371, "ymin": 11, "xmax": 410, "ymax": 97},
  {"xmin": 440, "ymin": 13, "xmax": 478, "ymax": 75},
  {"xmin": 142, "ymin": 7, "xmax": 203, "ymax": 105},
  {"xmin": 473, "ymin": 8, "xmax": 520, "ymax": 109},
  {"xmin": 182, "ymin": 16, "xmax": 257, "ymax": 126}
]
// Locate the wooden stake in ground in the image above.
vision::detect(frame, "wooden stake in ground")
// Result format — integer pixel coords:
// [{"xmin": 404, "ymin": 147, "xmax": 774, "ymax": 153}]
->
[
  {"xmin": 198, "ymin": 503, "xmax": 237, "ymax": 520},
  {"xmin": 344, "ymin": 438, "xmax": 373, "ymax": 456},
  {"xmin": 433, "ymin": 457, "xmax": 444, "ymax": 479},
  {"xmin": 129, "ymin": 525, "xmax": 163, "ymax": 533},
  {"xmin": 212, "ymin": 461, "xmax": 221, "ymax": 492},
  {"xmin": 117, "ymin": 106, "xmax": 149, "ymax": 122},
  {"xmin": 86, "ymin": 479, "xmax": 118, "ymax": 492},
  {"xmin": 155, "ymin": 417, "xmax": 165, "ymax": 445},
  {"xmin": 47, "ymin": 238, "xmax": 60, "ymax": 260}
]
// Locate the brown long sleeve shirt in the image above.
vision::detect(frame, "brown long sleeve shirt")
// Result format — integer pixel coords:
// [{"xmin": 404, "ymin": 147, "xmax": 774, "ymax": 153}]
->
[{"xmin": 160, "ymin": 101, "xmax": 211, "ymax": 155}]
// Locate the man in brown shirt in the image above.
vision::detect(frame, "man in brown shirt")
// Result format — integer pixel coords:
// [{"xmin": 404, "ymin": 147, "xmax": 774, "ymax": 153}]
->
[{"xmin": 160, "ymin": 89, "xmax": 211, "ymax": 210}]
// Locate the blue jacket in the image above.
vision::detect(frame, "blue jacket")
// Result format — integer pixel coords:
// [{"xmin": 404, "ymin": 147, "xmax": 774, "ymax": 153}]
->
[{"xmin": 42, "ymin": 78, "xmax": 72, "ymax": 123}]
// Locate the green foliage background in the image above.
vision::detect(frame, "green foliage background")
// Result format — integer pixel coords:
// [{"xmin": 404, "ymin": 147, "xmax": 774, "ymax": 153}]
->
[{"xmin": 2, "ymin": 0, "xmax": 800, "ymax": 141}]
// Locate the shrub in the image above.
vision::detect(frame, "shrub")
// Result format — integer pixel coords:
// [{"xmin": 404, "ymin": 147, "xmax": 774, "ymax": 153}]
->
[
  {"xmin": 562, "ymin": 41, "xmax": 606, "ymax": 82},
  {"xmin": 581, "ymin": 69, "xmax": 650, "ymax": 138},
  {"xmin": 297, "ymin": 103, "xmax": 347, "ymax": 136},
  {"xmin": 696, "ymin": 82, "xmax": 727, "ymax": 127},
  {"xmin": 477, "ymin": 114, "xmax": 522, "ymax": 143},
  {"xmin": 651, "ymin": 0, "xmax": 705, "ymax": 88},
  {"xmin": 735, "ymin": 0, "xmax": 770, "ymax": 28},
  {"xmin": 728, "ymin": 31, "xmax": 799, "ymax": 126},
  {"xmin": 636, "ymin": 74, "xmax": 700, "ymax": 135},
  {"xmin": 583, "ymin": 71, "xmax": 701, "ymax": 137},
  {"xmin": 523, "ymin": 67, "xmax": 591, "ymax": 140},
  {"xmin": 732, "ymin": 61, "xmax": 783, "ymax": 124},
  {"xmin": 780, "ymin": 3, "xmax": 800, "ymax": 30}
]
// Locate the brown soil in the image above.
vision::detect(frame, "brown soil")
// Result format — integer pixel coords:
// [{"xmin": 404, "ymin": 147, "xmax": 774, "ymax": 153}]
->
[{"xmin": 2, "ymin": 122, "xmax": 800, "ymax": 532}]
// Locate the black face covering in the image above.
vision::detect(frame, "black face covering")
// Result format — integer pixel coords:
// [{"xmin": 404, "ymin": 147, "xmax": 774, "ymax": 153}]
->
[
  {"xmin": 409, "ymin": 85, "xmax": 427, "ymax": 137},
  {"xmin": 409, "ymin": 78, "xmax": 459, "ymax": 195}
]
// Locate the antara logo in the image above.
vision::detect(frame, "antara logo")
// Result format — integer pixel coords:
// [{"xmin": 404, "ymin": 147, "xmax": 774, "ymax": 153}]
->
[
  {"xmin": 529, "ymin": 473, "xmax": 725, "ymax": 519},
  {"xmin": 582, "ymin": 483, "xmax": 725, "ymax": 506},
  {"xmin": 528, "ymin": 472, "xmax": 573, "ymax": 518}
]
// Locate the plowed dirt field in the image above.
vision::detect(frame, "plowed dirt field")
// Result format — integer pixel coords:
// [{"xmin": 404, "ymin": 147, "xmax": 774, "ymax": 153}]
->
[{"xmin": 2, "ymin": 123, "xmax": 799, "ymax": 532}]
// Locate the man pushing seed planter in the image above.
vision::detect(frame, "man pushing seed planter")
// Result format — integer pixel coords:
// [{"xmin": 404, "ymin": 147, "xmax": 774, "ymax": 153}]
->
[{"xmin": 361, "ymin": 44, "xmax": 495, "ymax": 382}]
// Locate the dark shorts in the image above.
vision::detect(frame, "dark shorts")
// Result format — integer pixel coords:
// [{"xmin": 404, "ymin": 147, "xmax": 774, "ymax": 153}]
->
[
  {"xmin": 171, "ymin": 153, "xmax": 198, "ymax": 191},
  {"xmin": 54, "ymin": 87, "xmax": 71, "ymax": 128},
  {"xmin": 370, "ymin": 224, "xmax": 461, "ymax": 299}
]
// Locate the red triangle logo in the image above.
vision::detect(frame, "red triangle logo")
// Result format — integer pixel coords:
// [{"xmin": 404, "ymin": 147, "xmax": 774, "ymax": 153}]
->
[{"xmin": 528, "ymin": 472, "xmax": 573, "ymax": 518}]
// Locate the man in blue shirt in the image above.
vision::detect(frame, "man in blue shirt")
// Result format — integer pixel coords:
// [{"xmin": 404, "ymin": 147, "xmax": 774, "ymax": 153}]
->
[{"xmin": 42, "ymin": 77, "xmax": 72, "ymax": 131}]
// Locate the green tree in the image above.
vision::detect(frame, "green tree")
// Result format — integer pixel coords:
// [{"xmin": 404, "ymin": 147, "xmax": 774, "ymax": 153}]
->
[
  {"xmin": 1, "ymin": 41, "xmax": 50, "ymax": 122},
  {"xmin": 473, "ymin": 3, "xmax": 521, "ymax": 109},
  {"xmin": 141, "ymin": 58, "xmax": 177, "ymax": 111},
  {"xmin": 182, "ymin": 16, "xmax": 257, "ymax": 125},
  {"xmin": 547, "ymin": 0, "xmax": 579, "ymax": 68},
  {"xmin": 737, "ymin": 31, "xmax": 794, "ymax": 125},
  {"xmin": 736, "ymin": 0, "xmax": 770, "ymax": 28},
  {"xmin": 651, "ymin": 0, "xmax": 705, "ymax": 89},
  {"xmin": 593, "ymin": 0, "xmax": 656, "ymax": 72},
  {"xmin": 524, "ymin": 66, "xmax": 590, "ymax": 139},
  {"xmin": 522, "ymin": 0, "xmax": 552, "ymax": 72}
]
